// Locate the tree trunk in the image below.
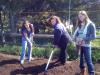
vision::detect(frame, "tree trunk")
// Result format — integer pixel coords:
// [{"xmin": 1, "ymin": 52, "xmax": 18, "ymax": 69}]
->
[{"xmin": 9, "ymin": 11, "xmax": 15, "ymax": 32}]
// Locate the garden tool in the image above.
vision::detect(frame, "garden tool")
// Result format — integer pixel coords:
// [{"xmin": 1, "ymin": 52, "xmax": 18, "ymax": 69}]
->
[{"xmin": 45, "ymin": 49, "xmax": 55, "ymax": 72}]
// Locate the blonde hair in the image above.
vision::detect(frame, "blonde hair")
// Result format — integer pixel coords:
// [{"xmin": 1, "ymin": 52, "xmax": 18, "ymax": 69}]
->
[
  {"xmin": 76, "ymin": 10, "xmax": 92, "ymax": 28},
  {"xmin": 78, "ymin": 10, "xmax": 91, "ymax": 23}
]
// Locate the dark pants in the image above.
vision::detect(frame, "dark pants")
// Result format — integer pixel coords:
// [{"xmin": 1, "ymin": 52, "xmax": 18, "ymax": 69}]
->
[
  {"xmin": 59, "ymin": 45, "xmax": 67, "ymax": 64},
  {"xmin": 58, "ymin": 36, "xmax": 68, "ymax": 64}
]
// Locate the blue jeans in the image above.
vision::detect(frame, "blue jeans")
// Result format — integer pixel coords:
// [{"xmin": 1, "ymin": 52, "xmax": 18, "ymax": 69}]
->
[
  {"xmin": 79, "ymin": 46, "xmax": 94, "ymax": 75},
  {"xmin": 20, "ymin": 37, "xmax": 32, "ymax": 61}
]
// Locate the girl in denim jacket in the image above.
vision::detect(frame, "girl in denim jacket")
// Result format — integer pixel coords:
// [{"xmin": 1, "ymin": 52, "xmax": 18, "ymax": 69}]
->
[{"xmin": 73, "ymin": 11, "xmax": 96, "ymax": 75}]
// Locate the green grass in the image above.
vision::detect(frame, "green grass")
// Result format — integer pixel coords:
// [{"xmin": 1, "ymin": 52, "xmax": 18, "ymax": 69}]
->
[
  {"xmin": 0, "ymin": 44, "xmax": 58, "ymax": 58},
  {"xmin": 0, "ymin": 43, "xmax": 100, "ymax": 63},
  {"xmin": 91, "ymin": 39, "xmax": 100, "ymax": 47},
  {"xmin": 96, "ymin": 30, "xmax": 100, "ymax": 36},
  {"xmin": 91, "ymin": 30, "xmax": 100, "ymax": 47}
]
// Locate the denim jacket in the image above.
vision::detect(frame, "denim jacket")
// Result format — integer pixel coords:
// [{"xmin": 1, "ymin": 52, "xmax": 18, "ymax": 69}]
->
[{"xmin": 73, "ymin": 22, "xmax": 96, "ymax": 47}]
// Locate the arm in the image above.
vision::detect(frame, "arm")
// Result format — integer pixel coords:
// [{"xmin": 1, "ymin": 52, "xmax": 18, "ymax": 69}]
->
[
  {"xmin": 83, "ymin": 23, "xmax": 96, "ymax": 42},
  {"xmin": 30, "ymin": 24, "xmax": 34, "ymax": 36},
  {"xmin": 24, "ymin": 32, "xmax": 32, "ymax": 43},
  {"xmin": 65, "ymin": 30, "xmax": 73, "ymax": 43},
  {"xmin": 73, "ymin": 28, "xmax": 79, "ymax": 42}
]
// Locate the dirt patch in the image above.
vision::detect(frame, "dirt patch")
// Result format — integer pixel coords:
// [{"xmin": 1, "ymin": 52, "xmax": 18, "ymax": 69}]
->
[{"xmin": 0, "ymin": 53, "xmax": 99, "ymax": 75}]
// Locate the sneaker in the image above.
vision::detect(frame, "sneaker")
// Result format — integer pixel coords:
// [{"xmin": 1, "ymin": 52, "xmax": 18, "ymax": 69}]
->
[
  {"xmin": 20, "ymin": 60, "xmax": 24, "ymax": 64},
  {"xmin": 28, "ymin": 57, "xmax": 34, "ymax": 62}
]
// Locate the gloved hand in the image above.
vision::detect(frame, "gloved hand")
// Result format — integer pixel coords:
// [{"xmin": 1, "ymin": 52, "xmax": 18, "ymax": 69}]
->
[
  {"xmin": 78, "ymin": 40, "xmax": 85, "ymax": 46},
  {"xmin": 29, "ymin": 41, "xmax": 32, "ymax": 47}
]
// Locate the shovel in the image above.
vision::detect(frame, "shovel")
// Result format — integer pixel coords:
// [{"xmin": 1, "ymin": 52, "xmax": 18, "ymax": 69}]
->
[{"xmin": 45, "ymin": 49, "xmax": 55, "ymax": 72}]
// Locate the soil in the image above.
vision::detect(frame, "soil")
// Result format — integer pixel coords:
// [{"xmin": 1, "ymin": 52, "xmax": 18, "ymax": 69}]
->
[{"xmin": 0, "ymin": 53, "xmax": 100, "ymax": 75}]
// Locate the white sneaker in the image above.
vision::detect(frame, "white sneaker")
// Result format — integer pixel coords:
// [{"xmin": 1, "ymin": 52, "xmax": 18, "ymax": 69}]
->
[
  {"xmin": 28, "ymin": 57, "xmax": 34, "ymax": 62},
  {"xmin": 20, "ymin": 60, "xmax": 24, "ymax": 64}
]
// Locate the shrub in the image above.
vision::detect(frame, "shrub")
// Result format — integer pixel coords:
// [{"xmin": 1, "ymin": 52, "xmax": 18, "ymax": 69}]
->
[
  {"xmin": 67, "ymin": 43, "xmax": 77, "ymax": 60},
  {"xmin": 0, "ymin": 45, "xmax": 21, "ymax": 55},
  {"xmin": 92, "ymin": 47, "xmax": 100, "ymax": 63}
]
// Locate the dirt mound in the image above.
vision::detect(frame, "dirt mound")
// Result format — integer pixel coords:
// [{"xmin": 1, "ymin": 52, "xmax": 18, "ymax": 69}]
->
[{"xmin": 0, "ymin": 53, "xmax": 99, "ymax": 75}]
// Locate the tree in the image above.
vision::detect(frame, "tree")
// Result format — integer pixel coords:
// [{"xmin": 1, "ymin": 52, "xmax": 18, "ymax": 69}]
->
[{"xmin": 0, "ymin": 0, "xmax": 100, "ymax": 33}]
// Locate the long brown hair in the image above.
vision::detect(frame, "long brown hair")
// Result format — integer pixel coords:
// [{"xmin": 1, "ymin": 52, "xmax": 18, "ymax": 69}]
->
[
  {"xmin": 22, "ymin": 20, "xmax": 29, "ymax": 29},
  {"xmin": 48, "ymin": 16, "xmax": 62, "ymax": 24},
  {"xmin": 21, "ymin": 20, "xmax": 32, "ymax": 33},
  {"xmin": 77, "ymin": 10, "xmax": 91, "ymax": 28}
]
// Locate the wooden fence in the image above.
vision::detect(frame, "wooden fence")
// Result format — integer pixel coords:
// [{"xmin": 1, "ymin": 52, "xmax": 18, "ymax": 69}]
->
[{"xmin": 0, "ymin": 32, "xmax": 100, "ymax": 46}]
